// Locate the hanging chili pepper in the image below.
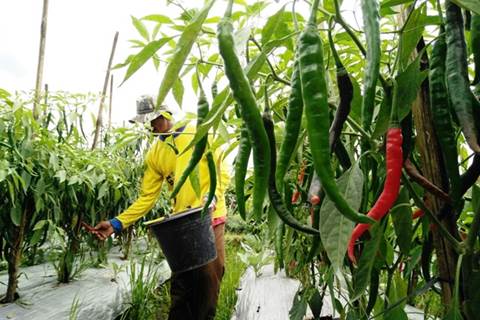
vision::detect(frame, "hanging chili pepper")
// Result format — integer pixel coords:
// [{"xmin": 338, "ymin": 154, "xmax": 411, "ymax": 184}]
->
[
  {"xmin": 471, "ymin": 14, "xmax": 480, "ymax": 85},
  {"xmin": 348, "ymin": 80, "xmax": 403, "ymax": 263},
  {"xmin": 275, "ymin": 221, "xmax": 285, "ymax": 269},
  {"xmin": 235, "ymin": 122, "xmax": 251, "ymax": 219},
  {"xmin": 327, "ymin": 20, "xmax": 354, "ymax": 150},
  {"xmin": 445, "ymin": 1, "xmax": 480, "ymax": 153},
  {"xmin": 218, "ymin": 0, "xmax": 270, "ymax": 218},
  {"xmin": 276, "ymin": 57, "xmax": 303, "ymax": 190},
  {"xmin": 360, "ymin": 0, "xmax": 380, "ymax": 132},
  {"xmin": 170, "ymin": 80, "xmax": 209, "ymax": 200},
  {"xmin": 291, "ymin": 162, "xmax": 306, "ymax": 204},
  {"xmin": 299, "ymin": 0, "xmax": 373, "ymax": 225},
  {"xmin": 202, "ymin": 151, "xmax": 217, "ymax": 215},
  {"xmin": 429, "ymin": 27, "xmax": 461, "ymax": 205},
  {"xmin": 412, "ymin": 208, "xmax": 424, "ymax": 220},
  {"xmin": 264, "ymin": 107, "xmax": 319, "ymax": 235}
]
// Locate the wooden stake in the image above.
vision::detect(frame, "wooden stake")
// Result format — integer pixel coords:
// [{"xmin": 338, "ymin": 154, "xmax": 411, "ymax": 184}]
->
[
  {"xmin": 91, "ymin": 31, "xmax": 119, "ymax": 150},
  {"xmin": 33, "ymin": 0, "xmax": 49, "ymax": 120},
  {"xmin": 108, "ymin": 74, "xmax": 114, "ymax": 129}
]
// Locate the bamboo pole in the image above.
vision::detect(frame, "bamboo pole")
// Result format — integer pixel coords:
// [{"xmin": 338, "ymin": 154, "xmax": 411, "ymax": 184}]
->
[
  {"xmin": 33, "ymin": 0, "xmax": 49, "ymax": 120},
  {"xmin": 108, "ymin": 74, "xmax": 113, "ymax": 129},
  {"xmin": 91, "ymin": 31, "xmax": 119, "ymax": 150}
]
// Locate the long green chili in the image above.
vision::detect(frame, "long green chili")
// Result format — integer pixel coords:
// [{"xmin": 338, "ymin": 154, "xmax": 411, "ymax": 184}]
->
[
  {"xmin": 218, "ymin": 0, "xmax": 271, "ymax": 218},
  {"xmin": 429, "ymin": 27, "xmax": 461, "ymax": 205},
  {"xmin": 445, "ymin": 1, "xmax": 480, "ymax": 153},
  {"xmin": 298, "ymin": 0, "xmax": 373, "ymax": 224}
]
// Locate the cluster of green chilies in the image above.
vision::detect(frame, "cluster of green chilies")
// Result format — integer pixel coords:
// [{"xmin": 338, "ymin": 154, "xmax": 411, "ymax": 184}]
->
[
  {"xmin": 218, "ymin": 0, "xmax": 270, "ymax": 219},
  {"xmin": 264, "ymin": 107, "xmax": 319, "ymax": 235}
]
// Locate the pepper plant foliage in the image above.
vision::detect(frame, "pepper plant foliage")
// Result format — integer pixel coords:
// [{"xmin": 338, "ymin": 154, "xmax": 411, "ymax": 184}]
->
[
  {"xmin": 0, "ymin": 90, "xmax": 157, "ymax": 302},
  {"xmin": 117, "ymin": 0, "xmax": 480, "ymax": 317}
]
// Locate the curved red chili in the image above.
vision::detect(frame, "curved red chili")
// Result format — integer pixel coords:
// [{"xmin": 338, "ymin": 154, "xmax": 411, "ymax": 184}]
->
[{"xmin": 348, "ymin": 127, "xmax": 403, "ymax": 263}]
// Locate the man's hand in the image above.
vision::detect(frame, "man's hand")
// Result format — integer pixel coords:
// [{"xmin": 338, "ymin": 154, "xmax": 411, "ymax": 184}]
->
[{"xmin": 94, "ymin": 221, "xmax": 114, "ymax": 241}]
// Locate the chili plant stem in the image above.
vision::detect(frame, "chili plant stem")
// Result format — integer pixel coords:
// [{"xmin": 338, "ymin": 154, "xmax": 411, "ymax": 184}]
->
[{"xmin": 401, "ymin": 171, "xmax": 464, "ymax": 254}]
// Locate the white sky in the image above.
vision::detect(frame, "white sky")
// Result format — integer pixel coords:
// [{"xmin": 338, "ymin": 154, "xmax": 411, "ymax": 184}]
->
[{"xmin": 0, "ymin": 0, "xmax": 360, "ymax": 126}]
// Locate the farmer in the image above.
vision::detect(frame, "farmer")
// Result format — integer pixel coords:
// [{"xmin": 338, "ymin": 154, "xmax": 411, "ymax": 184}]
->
[{"xmin": 94, "ymin": 95, "xmax": 230, "ymax": 320}]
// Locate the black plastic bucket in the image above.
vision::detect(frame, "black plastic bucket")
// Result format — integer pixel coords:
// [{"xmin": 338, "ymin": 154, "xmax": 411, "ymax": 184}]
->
[{"xmin": 147, "ymin": 207, "xmax": 217, "ymax": 273}]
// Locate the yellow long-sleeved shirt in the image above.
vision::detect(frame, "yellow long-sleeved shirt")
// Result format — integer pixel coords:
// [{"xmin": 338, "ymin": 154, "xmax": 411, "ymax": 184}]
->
[{"xmin": 114, "ymin": 124, "xmax": 230, "ymax": 229}]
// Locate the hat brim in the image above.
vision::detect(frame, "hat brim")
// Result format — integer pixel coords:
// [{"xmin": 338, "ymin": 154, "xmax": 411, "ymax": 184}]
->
[{"xmin": 129, "ymin": 111, "xmax": 165, "ymax": 124}]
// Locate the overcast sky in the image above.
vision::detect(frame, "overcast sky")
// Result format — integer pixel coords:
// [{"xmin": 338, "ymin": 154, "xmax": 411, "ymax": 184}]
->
[{"xmin": 0, "ymin": 0, "xmax": 360, "ymax": 125}]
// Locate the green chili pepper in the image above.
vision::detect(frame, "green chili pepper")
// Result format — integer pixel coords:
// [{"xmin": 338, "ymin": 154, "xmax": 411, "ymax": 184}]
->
[
  {"xmin": 264, "ymin": 108, "xmax": 319, "ymax": 235},
  {"xmin": 471, "ymin": 14, "xmax": 480, "ymax": 86},
  {"xmin": 235, "ymin": 123, "xmax": 251, "ymax": 219},
  {"xmin": 445, "ymin": 1, "xmax": 480, "ymax": 153},
  {"xmin": 298, "ymin": 0, "xmax": 374, "ymax": 225},
  {"xmin": 218, "ymin": 0, "xmax": 270, "ymax": 218},
  {"xmin": 275, "ymin": 221, "xmax": 285, "ymax": 269},
  {"xmin": 170, "ymin": 87, "xmax": 209, "ymax": 200},
  {"xmin": 360, "ymin": 0, "xmax": 380, "ymax": 132},
  {"xmin": 429, "ymin": 27, "xmax": 461, "ymax": 205},
  {"xmin": 202, "ymin": 151, "xmax": 217, "ymax": 215},
  {"xmin": 276, "ymin": 57, "xmax": 303, "ymax": 190}
]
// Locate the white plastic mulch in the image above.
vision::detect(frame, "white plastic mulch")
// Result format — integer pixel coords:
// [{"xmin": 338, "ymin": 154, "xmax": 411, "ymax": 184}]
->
[
  {"xmin": 231, "ymin": 264, "xmax": 430, "ymax": 320},
  {"xmin": 0, "ymin": 248, "xmax": 170, "ymax": 320}
]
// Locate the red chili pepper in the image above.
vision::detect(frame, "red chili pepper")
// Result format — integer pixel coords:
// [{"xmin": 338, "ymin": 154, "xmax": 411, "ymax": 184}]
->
[
  {"xmin": 310, "ymin": 195, "xmax": 321, "ymax": 206},
  {"xmin": 291, "ymin": 163, "xmax": 307, "ymax": 204},
  {"xmin": 348, "ymin": 127, "xmax": 403, "ymax": 263},
  {"xmin": 291, "ymin": 190, "xmax": 301, "ymax": 204},
  {"xmin": 412, "ymin": 208, "xmax": 424, "ymax": 220},
  {"xmin": 81, "ymin": 221, "xmax": 97, "ymax": 234}
]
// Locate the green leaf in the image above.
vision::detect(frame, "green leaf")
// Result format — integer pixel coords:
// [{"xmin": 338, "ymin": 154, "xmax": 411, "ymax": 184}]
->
[
  {"xmin": 352, "ymin": 223, "xmax": 384, "ymax": 301},
  {"xmin": 172, "ymin": 77, "xmax": 185, "ymax": 108},
  {"xmin": 397, "ymin": 4, "xmax": 426, "ymax": 72},
  {"xmin": 10, "ymin": 205, "xmax": 22, "ymax": 226},
  {"xmin": 120, "ymin": 38, "xmax": 171, "ymax": 85},
  {"xmin": 391, "ymin": 187, "xmax": 413, "ymax": 254},
  {"xmin": 55, "ymin": 170, "xmax": 67, "ymax": 183},
  {"xmin": 380, "ymin": 0, "xmax": 413, "ymax": 9},
  {"xmin": 320, "ymin": 162, "xmax": 363, "ymax": 272},
  {"xmin": 384, "ymin": 272, "xmax": 408, "ymax": 320},
  {"xmin": 155, "ymin": 0, "xmax": 215, "ymax": 107},
  {"xmin": 451, "ymin": 0, "xmax": 480, "ymax": 15},
  {"xmin": 372, "ymin": 89, "xmax": 392, "ymax": 138},
  {"xmin": 189, "ymin": 165, "xmax": 201, "ymax": 198},
  {"xmin": 261, "ymin": 6, "xmax": 286, "ymax": 46},
  {"xmin": 33, "ymin": 219, "xmax": 47, "ymax": 231},
  {"xmin": 97, "ymin": 181, "xmax": 109, "ymax": 200},
  {"xmin": 444, "ymin": 307, "xmax": 464, "ymax": 320},
  {"xmin": 289, "ymin": 289, "xmax": 308, "ymax": 320},
  {"xmin": 131, "ymin": 16, "xmax": 149, "ymax": 41},
  {"xmin": 396, "ymin": 53, "xmax": 428, "ymax": 121},
  {"xmin": 141, "ymin": 14, "xmax": 173, "ymax": 24}
]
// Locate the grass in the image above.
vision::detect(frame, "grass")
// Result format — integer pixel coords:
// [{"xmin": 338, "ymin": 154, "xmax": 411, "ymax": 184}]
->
[{"xmin": 215, "ymin": 234, "xmax": 247, "ymax": 320}]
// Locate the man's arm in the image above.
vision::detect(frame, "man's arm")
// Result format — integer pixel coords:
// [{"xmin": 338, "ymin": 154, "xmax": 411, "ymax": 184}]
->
[{"xmin": 95, "ymin": 155, "xmax": 164, "ymax": 239}]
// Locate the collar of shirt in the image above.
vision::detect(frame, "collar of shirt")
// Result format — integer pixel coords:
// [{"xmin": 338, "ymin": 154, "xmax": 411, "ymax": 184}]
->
[{"xmin": 158, "ymin": 126, "xmax": 186, "ymax": 141}]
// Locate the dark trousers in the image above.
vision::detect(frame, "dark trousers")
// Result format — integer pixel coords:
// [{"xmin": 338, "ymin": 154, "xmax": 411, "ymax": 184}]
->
[{"xmin": 168, "ymin": 223, "xmax": 225, "ymax": 320}]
